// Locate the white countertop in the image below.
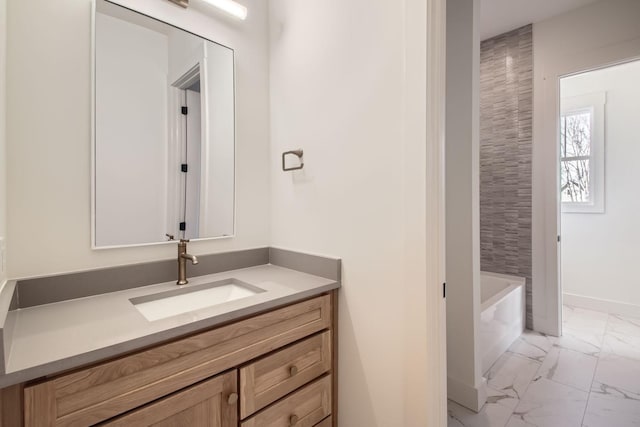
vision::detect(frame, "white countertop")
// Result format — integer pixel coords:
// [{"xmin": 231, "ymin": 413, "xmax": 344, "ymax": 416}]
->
[{"xmin": 1, "ymin": 264, "xmax": 338, "ymax": 388}]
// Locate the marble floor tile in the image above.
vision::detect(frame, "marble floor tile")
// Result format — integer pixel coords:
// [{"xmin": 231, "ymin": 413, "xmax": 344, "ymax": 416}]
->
[
  {"xmin": 507, "ymin": 330, "xmax": 556, "ymax": 363},
  {"xmin": 607, "ymin": 314, "xmax": 640, "ymax": 337},
  {"xmin": 602, "ymin": 331, "xmax": 640, "ymax": 361},
  {"xmin": 447, "ymin": 307, "xmax": 640, "ymax": 427},
  {"xmin": 505, "ymin": 378, "xmax": 588, "ymax": 427},
  {"xmin": 564, "ymin": 308, "xmax": 609, "ymax": 337},
  {"xmin": 486, "ymin": 352, "xmax": 541, "ymax": 400},
  {"xmin": 602, "ymin": 314, "xmax": 640, "ymax": 360},
  {"xmin": 504, "ymin": 417, "xmax": 535, "ymax": 427},
  {"xmin": 594, "ymin": 353, "xmax": 640, "ymax": 395},
  {"xmin": 583, "ymin": 381, "xmax": 640, "ymax": 427},
  {"xmin": 537, "ymin": 346, "xmax": 597, "ymax": 392},
  {"xmin": 555, "ymin": 326, "xmax": 603, "ymax": 357},
  {"xmin": 448, "ymin": 387, "xmax": 519, "ymax": 427},
  {"xmin": 571, "ymin": 307, "xmax": 610, "ymax": 323}
]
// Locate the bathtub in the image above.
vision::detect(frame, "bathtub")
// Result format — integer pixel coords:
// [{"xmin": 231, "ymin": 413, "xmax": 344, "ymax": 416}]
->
[{"xmin": 479, "ymin": 272, "xmax": 526, "ymax": 373}]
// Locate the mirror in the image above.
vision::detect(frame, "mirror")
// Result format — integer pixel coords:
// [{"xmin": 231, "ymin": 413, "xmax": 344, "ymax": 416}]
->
[{"xmin": 93, "ymin": 0, "xmax": 235, "ymax": 248}]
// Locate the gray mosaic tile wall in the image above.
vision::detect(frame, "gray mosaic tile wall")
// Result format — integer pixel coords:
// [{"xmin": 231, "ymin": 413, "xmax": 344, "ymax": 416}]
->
[{"xmin": 480, "ymin": 25, "xmax": 533, "ymax": 328}]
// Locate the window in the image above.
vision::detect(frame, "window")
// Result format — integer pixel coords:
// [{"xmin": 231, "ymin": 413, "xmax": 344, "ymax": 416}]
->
[
  {"xmin": 560, "ymin": 109, "xmax": 592, "ymax": 203},
  {"xmin": 559, "ymin": 92, "xmax": 605, "ymax": 213}
]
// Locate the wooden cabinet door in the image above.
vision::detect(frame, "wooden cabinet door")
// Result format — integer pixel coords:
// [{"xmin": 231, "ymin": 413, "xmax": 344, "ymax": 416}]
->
[{"xmin": 101, "ymin": 370, "xmax": 237, "ymax": 427}]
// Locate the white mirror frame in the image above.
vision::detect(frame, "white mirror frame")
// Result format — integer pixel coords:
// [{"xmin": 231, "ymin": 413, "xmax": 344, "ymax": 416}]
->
[{"xmin": 90, "ymin": 0, "xmax": 237, "ymax": 250}]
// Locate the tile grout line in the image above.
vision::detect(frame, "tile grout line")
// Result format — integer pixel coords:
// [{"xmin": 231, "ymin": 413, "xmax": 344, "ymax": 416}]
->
[
  {"xmin": 579, "ymin": 310, "xmax": 610, "ymax": 426},
  {"xmin": 562, "ymin": 306, "xmax": 607, "ymax": 427},
  {"xmin": 542, "ymin": 366, "xmax": 597, "ymax": 394},
  {"xmin": 511, "ymin": 308, "xmax": 603, "ymax": 426},
  {"xmin": 479, "ymin": 337, "xmax": 538, "ymax": 426},
  {"xmin": 501, "ymin": 335, "xmax": 550, "ymax": 426},
  {"xmin": 582, "ymin": 348, "xmax": 602, "ymax": 426},
  {"xmin": 541, "ymin": 340, "xmax": 601, "ymax": 394}
]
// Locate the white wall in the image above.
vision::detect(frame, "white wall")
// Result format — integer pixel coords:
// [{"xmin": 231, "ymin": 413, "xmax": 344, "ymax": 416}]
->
[
  {"xmin": 269, "ymin": 0, "xmax": 443, "ymax": 425},
  {"xmin": 167, "ymin": 28, "xmax": 203, "ymax": 84},
  {"xmin": 6, "ymin": 0, "xmax": 270, "ymax": 278},
  {"xmin": 445, "ymin": 0, "xmax": 484, "ymax": 411},
  {"xmin": 0, "ymin": 0, "xmax": 6, "ymax": 283},
  {"xmin": 532, "ymin": 0, "xmax": 640, "ymax": 334},
  {"xmin": 561, "ymin": 60, "xmax": 640, "ymax": 310},
  {"xmin": 95, "ymin": 12, "xmax": 169, "ymax": 247},
  {"xmin": 269, "ymin": 1, "xmax": 402, "ymax": 423}
]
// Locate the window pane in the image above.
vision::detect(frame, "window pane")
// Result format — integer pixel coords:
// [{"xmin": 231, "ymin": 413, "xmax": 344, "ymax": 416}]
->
[
  {"xmin": 561, "ymin": 159, "xmax": 591, "ymax": 202},
  {"xmin": 561, "ymin": 111, "xmax": 591, "ymax": 158}
]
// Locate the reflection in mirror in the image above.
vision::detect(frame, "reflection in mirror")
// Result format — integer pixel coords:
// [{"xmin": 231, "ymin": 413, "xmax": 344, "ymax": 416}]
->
[{"xmin": 93, "ymin": 0, "xmax": 235, "ymax": 248}]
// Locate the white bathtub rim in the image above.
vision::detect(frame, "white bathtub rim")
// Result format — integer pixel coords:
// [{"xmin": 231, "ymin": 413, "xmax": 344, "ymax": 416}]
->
[
  {"xmin": 480, "ymin": 271, "xmax": 526, "ymax": 312},
  {"xmin": 481, "ymin": 271, "xmax": 526, "ymax": 284}
]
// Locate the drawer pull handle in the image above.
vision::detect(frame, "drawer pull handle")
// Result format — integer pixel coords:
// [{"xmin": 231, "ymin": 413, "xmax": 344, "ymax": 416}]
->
[
  {"xmin": 289, "ymin": 414, "xmax": 299, "ymax": 426},
  {"xmin": 227, "ymin": 393, "xmax": 238, "ymax": 405},
  {"xmin": 289, "ymin": 365, "xmax": 299, "ymax": 376}
]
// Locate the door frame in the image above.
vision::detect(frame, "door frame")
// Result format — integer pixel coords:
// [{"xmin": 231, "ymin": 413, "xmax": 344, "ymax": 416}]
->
[
  {"xmin": 534, "ymin": 35, "xmax": 640, "ymax": 336},
  {"xmin": 427, "ymin": 0, "xmax": 448, "ymax": 420},
  {"xmin": 555, "ymin": 54, "xmax": 640, "ymax": 326},
  {"xmin": 425, "ymin": 0, "xmax": 447, "ymax": 423},
  {"xmin": 403, "ymin": 0, "xmax": 447, "ymax": 424}
]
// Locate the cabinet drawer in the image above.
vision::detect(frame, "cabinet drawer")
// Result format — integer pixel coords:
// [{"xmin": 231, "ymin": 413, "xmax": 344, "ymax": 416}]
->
[
  {"xmin": 241, "ymin": 375, "xmax": 331, "ymax": 427},
  {"xmin": 24, "ymin": 295, "xmax": 331, "ymax": 427},
  {"xmin": 240, "ymin": 331, "xmax": 331, "ymax": 418},
  {"xmin": 100, "ymin": 370, "xmax": 237, "ymax": 427},
  {"xmin": 315, "ymin": 417, "xmax": 332, "ymax": 427}
]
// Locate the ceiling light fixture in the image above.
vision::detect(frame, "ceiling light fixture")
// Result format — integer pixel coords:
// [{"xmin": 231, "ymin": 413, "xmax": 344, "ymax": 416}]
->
[
  {"xmin": 168, "ymin": 0, "xmax": 248, "ymax": 20},
  {"xmin": 202, "ymin": 0, "xmax": 247, "ymax": 20}
]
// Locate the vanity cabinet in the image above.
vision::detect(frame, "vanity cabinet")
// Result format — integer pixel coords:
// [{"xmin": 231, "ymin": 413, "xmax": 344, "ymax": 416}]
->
[{"xmin": 14, "ymin": 292, "xmax": 337, "ymax": 427}]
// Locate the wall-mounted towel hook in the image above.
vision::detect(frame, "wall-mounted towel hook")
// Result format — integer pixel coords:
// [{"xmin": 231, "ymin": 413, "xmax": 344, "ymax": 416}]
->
[{"xmin": 282, "ymin": 149, "xmax": 304, "ymax": 171}]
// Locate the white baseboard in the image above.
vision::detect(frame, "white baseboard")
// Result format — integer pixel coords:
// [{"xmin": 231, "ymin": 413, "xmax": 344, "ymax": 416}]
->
[
  {"xmin": 447, "ymin": 376, "xmax": 487, "ymax": 413},
  {"xmin": 563, "ymin": 292, "xmax": 640, "ymax": 318}
]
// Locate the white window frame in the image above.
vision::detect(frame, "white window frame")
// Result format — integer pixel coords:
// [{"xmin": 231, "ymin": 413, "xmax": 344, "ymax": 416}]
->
[{"xmin": 560, "ymin": 92, "xmax": 606, "ymax": 213}]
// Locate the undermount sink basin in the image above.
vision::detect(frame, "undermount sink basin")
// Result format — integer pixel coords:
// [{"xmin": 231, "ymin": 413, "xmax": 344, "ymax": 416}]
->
[{"xmin": 130, "ymin": 278, "xmax": 265, "ymax": 321}]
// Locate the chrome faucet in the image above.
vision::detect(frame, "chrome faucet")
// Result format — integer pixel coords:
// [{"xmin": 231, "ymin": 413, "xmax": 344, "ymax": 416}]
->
[{"xmin": 177, "ymin": 239, "xmax": 199, "ymax": 285}]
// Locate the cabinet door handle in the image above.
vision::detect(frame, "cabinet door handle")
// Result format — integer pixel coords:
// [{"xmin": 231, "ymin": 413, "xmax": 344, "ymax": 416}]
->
[
  {"xmin": 227, "ymin": 392, "xmax": 238, "ymax": 405},
  {"xmin": 289, "ymin": 365, "xmax": 298, "ymax": 377},
  {"xmin": 289, "ymin": 414, "xmax": 299, "ymax": 426}
]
